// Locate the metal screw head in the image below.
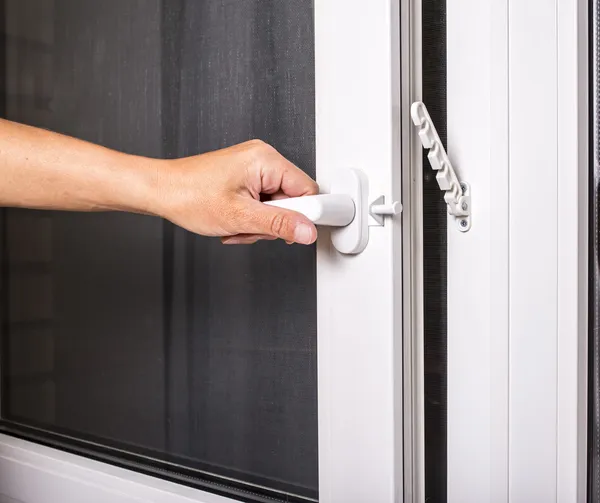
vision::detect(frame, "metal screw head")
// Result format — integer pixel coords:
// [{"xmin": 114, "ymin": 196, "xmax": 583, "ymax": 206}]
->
[
  {"xmin": 461, "ymin": 202, "xmax": 468, "ymax": 211},
  {"xmin": 460, "ymin": 183, "xmax": 467, "ymax": 194},
  {"xmin": 459, "ymin": 219, "xmax": 468, "ymax": 228}
]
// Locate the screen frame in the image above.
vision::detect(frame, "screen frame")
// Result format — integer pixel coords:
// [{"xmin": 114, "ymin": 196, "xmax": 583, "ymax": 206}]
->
[{"xmin": 0, "ymin": 0, "xmax": 407, "ymax": 502}]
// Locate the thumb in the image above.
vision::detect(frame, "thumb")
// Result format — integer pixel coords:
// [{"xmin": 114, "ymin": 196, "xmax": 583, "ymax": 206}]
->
[{"xmin": 242, "ymin": 200, "xmax": 317, "ymax": 244}]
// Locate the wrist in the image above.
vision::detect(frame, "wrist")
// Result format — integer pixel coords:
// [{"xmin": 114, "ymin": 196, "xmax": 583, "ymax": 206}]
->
[{"xmin": 110, "ymin": 153, "xmax": 165, "ymax": 217}]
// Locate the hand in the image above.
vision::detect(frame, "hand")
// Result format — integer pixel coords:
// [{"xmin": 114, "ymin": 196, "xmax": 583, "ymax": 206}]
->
[{"xmin": 153, "ymin": 140, "xmax": 319, "ymax": 245}]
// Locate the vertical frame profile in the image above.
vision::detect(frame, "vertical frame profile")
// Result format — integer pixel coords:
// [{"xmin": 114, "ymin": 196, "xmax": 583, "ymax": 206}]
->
[
  {"xmin": 446, "ymin": 0, "xmax": 588, "ymax": 501},
  {"xmin": 314, "ymin": 0, "xmax": 404, "ymax": 501}
]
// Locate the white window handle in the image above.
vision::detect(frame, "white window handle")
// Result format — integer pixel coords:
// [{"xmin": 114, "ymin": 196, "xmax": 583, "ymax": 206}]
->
[
  {"xmin": 265, "ymin": 194, "xmax": 355, "ymax": 227},
  {"xmin": 264, "ymin": 168, "xmax": 400, "ymax": 255}
]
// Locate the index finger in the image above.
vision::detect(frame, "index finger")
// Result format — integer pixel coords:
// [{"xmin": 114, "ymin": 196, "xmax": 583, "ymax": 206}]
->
[{"xmin": 259, "ymin": 148, "xmax": 319, "ymax": 198}]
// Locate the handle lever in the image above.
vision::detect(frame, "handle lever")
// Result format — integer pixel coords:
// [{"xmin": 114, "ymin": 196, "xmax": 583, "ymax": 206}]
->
[{"xmin": 265, "ymin": 194, "xmax": 355, "ymax": 227}]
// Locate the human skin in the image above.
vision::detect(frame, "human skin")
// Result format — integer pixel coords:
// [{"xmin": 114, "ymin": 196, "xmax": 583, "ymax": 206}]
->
[{"xmin": 0, "ymin": 119, "xmax": 319, "ymax": 245}]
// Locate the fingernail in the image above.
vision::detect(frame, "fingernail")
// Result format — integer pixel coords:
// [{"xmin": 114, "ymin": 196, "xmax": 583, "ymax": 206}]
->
[{"xmin": 293, "ymin": 223, "xmax": 314, "ymax": 245}]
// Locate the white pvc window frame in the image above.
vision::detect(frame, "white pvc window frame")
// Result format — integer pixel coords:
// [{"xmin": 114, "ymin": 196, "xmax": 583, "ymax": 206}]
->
[
  {"xmin": 0, "ymin": 1, "xmax": 406, "ymax": 502},
  {"xmin": 446, "ymin": 0, "xmax": 588, "ymax": 501}
]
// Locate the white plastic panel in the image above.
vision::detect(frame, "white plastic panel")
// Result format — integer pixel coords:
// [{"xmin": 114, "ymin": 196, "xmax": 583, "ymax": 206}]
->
[
  {"xmin": 556, "ymin": 0, "xmax": 588, "ymax": 500},
  {"xmin": 508, "ymin": 0, "xmax": 558, "ymax": 499},
  {"xmin": 315, "ymin": 0, "xmax": 402, "ymax": 501},
  {"xmin": 0, "ymin": 434, "xmax": 230, "ymax": 503},
  {"xmin": 509, "ymin": 0, "xmax": 587, "ymax": 501},
  {"xmin": 447, "ymin": 0, "xmax": 500, "ymax": 500},
  {"xmin": 447, "ymin": 0, "xmax": 587, "ymax": 501}
]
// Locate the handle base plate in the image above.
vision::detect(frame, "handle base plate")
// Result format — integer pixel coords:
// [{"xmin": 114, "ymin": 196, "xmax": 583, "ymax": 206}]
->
[{"xmin": 330, "ymin": 169, "xmax": 369, "ymax": 254}]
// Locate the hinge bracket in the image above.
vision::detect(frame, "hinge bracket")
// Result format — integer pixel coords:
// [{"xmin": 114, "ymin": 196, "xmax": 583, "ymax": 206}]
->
[{"xmin": 411, "ymin": 101, "xmax": 472, "ymax": 232}]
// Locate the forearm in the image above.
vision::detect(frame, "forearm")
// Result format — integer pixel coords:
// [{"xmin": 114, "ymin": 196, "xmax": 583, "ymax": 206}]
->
[
  {"xmin": 0, "ymin": 120, "xmax": 317, "ymax": 244},
  {"xmin": 0, "ymin": 119, "xmax": 157, "ymax": 214}
]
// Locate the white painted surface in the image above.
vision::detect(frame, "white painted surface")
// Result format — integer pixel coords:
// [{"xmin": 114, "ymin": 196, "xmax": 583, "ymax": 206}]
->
[
  {"xmin": 447, "ymin": 0, "xmax": 587, "ymax": 501},
  {"xmin": 315, "ymin": 0, "xmax": 402, "ymax": 501},
  {"xmin": 0, "ymin": 434, "xmax": 231, "ymax": 503},
  {"xmin": 508, "ymin": 0, "xmax": 558, "ymax": 500},
  {"xmin": 447, "ymin": 0, "xmax": 501, "ymax": 501},
  {"xmin": 489, "ymin": 0, "xmax": 510, "ymax": 500},
  {"xmin": 556, "ymin": 0, "xmax": 588, "ymax": 501}
]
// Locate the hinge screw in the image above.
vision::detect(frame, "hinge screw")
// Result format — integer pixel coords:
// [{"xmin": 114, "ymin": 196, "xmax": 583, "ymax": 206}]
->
[
  {"xmin": 460, "ymin": 183, "xmax": 467, "ymax": 194},
  {"xmin": 461, "ymin": 202, "xmax": 468, "ymax": 211},
  {"xmin": 459, "ymin": 219, "xmax": 468, "ymax": 228}
]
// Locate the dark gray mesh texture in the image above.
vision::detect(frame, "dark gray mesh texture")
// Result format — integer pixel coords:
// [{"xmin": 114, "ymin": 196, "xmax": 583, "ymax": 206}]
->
[{"xmin": 0, "ymin": 2, "xmax": 317, "ymax": 501}]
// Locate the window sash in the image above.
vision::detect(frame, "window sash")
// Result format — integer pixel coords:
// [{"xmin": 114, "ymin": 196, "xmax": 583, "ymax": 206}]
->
[{"xmin": 0, "ymin": 1, "xmax": 406, "ymax": 502}]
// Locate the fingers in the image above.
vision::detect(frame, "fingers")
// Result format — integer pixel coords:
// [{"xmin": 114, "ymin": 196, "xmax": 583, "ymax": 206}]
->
[
  {"xmin": 233, "ymin": 199, "xmax": 317, "ymax": 244},
  {"xmin": 248, "ymin": 141, "xmax": 319, "ymax": 198},
  {"xmin": 275, "ymin": 163, "xmax": 319, "ymax": 198},
  {"xmin": 266, "ymin": 190, "xmax": 292, "ymax": 201}
]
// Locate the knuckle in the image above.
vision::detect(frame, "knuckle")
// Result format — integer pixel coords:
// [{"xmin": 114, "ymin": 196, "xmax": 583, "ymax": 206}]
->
[
  {"xmin": 248, "ymin": 139, "xmax": 275, "ymax": 158},
  {"xmin": 269, "ymin": 212, "xmax": 289, "ymax": 237},
  {"xmin": 307, "ymin": 179, "xmax": 319, "ymax": 195},
  {"xmin": 246, "ymin": 138, "xmax": 266, "ymax": 148}
]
